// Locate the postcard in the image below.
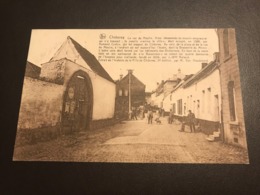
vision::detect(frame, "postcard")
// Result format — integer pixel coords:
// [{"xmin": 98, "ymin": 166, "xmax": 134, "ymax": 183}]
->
[{"xmin": 13, "ymin": 29, "xmax": 249, "ymax": 163}]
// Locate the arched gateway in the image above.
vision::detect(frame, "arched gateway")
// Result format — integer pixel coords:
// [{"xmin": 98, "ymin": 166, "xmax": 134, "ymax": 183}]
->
[{"xmin": 61, "ymin": 70, "xmax": 93, "ymax": 133}]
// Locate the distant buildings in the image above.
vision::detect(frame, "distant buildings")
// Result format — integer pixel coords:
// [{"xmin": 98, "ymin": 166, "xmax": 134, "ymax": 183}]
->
[
  {"xmin": 115, "ymin": 70, "xmax": 146, "ymax": 119},
  {"xmin": 150, "ymin": 69, "xmax": 186, "ymax": 111},
  {"xmin": 149, "ymin": 28, "xmax": 247, "ymax": 148}
]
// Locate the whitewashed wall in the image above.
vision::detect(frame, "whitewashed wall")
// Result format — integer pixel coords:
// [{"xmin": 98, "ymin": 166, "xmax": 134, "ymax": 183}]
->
[
  {"xmin": 170, "ymin": 69, "xmax": 221, "ymax": 121},
  {"xmin": 17, "ymin": 77, "xmax": 64, "ymax": 129},
  {"xmin": 163, "ymin": 93, "xmax": 172, "ymax": 112},
  {"xmin": 64, "ymin": 60, "xmax": 116, "ymax": 120}
]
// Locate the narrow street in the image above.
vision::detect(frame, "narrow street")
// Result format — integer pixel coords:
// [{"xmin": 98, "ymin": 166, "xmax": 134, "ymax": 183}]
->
[{"xmin": 13, "ymin": 117, "xmax": 249, "ymax": 163}]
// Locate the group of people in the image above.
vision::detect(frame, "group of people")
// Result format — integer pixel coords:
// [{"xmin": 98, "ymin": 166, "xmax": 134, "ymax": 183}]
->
[
  {"xmin": 130, "ymin": 106, "xmax": 145, "ymax": 120},
  {"xmin": 146, "ymin": 108, "xmax": 196, "ymax": 133},
  {"xmin": 147, "ymin": 109, "xmax": 161, "ymax": 124}
]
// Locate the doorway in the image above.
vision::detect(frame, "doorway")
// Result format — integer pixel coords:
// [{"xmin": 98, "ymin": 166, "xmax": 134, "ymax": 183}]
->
[{"xmin": 62, "ymin": 71, "xmax": 93, "ymax": 133}]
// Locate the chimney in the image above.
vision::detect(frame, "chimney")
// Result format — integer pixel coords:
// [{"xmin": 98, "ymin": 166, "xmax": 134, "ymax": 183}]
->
[
  {"xmin": 202, "ymin": 63, "xmax": 207, "ymax": 69},
  {"xmin": 128, "ymin": 69, "xmax": 133, "ymax": 75},
  {"xmin": 120, "ymin": 74, "xmax": 123, "ymax": 80},
  {"xmin": 213, "ymin": 52, "xmax": 220, "ymax": 62}
]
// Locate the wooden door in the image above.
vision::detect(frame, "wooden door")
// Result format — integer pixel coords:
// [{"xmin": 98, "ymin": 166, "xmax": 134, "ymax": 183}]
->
[{"xmin": 62, "ymin": 73, "xmax": 90, "ymax": 133}]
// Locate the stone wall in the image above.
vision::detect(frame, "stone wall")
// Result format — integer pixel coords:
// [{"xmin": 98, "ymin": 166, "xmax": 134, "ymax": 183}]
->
[
  {"xmin": 15, "ymin": 77, "xmax": 64, "ymax": 145},
  {"xmin": 17, "ymin": 77, "xmax": 64, "ymax": 129}
]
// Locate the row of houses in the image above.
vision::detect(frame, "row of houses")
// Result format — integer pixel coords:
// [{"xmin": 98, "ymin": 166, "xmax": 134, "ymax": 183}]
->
[
  {"xmin": 149, "ymin": 29, "xmax": 247, "ymax": 149},
  {"xmin": 16, "ymin": 28, "xmax": 247, "ymax": 149}
]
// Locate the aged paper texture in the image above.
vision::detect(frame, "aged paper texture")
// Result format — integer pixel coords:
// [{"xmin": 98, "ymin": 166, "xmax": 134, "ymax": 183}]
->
[{"xmin": 13, "ymin": 29, "xmax": 249, "ymax": 163}]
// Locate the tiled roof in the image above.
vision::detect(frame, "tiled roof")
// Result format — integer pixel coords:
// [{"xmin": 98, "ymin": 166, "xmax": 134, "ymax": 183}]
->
[
  {"xmin": 182, "ymin": 61, "xmax": 218, "ymax": 88},
  {"xmin": 25, "ymin": 61, "xmax": 41, "ymax": 78},
  {"xmin": 68, "ymin": 37, "xmax": 114, "ymax": 82}
]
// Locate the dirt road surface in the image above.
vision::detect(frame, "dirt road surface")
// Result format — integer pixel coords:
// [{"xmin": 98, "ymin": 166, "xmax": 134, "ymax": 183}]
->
[{"xmin": 13, "ymin": 118, "xmax": 249, "ymax": 163}]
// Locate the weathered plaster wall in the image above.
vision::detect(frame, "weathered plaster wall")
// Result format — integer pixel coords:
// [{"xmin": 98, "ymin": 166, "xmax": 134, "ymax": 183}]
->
[
  {"xmin": 218, "ymin": 28, "xmax": 247, "ymax": 148},
  {"xmin": 63, "ymin": 60, "xmax": 116, "ymax": 120},
  {"xmin": 184, "ymin": 70, "xmax": 221, "ymax": 121},
  {"xmin": 170, "ymin": 69, "xmax": 221, "ymax": 122},
  {"xmin": 40, "ymin": 59, "xmax": 66, "ymax": 84},
  {"xmin": 40, "ymin": 59, "xmax": 116, "ymax": 121},
  {"xmin": 163, "ymin": 93, "xmax": 172, "ymax": 112},
  {"xmin": 17, "ymin": 77, "xmax": 64, "ymax": 130}
]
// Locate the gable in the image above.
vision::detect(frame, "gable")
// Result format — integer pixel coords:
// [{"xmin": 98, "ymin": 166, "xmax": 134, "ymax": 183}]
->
[
  {"xmin": 118, "ymin": 74, "xmax": 145, "ymax": 87},
  {"xmin": 50, "ymin": 36, "xmax": 114, "ymax": 82}
]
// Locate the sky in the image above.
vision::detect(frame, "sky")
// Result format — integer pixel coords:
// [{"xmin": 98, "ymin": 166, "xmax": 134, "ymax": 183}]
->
[{"xmin": 27, "ymin": 29, "xmax": 219, "ymax": 91}]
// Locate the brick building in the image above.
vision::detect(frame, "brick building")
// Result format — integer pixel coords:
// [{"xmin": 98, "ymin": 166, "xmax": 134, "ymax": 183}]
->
[
  {"xmin": 115, "ymin": 70, "xmax": 145, "ymax": 119},
  {"xmin": 217, "ymin": 28, "xmax": 248, "ymax": 148}
]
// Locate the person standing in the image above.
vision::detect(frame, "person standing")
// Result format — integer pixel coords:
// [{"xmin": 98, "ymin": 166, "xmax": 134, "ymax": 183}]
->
[
  {"xmin": 187, "ymin": 110, "xmax": 196, "ymax": 132},
  {"xmin": 154, "ymin": 109, "xmax": 160, "ymax": 123},
  {"xmin": 168, "ymin": 109, "xmax": 173, "ymax": 124},
  {"xmin": 131, "ymin": 107, "xmax": 137, "ymax": 120},
  {"xmin": 147, "ymin": 109, "xmax": 153, "ymax": 124}
]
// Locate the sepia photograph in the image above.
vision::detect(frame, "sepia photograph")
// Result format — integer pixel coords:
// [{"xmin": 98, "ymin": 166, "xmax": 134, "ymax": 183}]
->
[{"xmin": 13, "ymin": 28, "xmax": 249, "ymax": 163}]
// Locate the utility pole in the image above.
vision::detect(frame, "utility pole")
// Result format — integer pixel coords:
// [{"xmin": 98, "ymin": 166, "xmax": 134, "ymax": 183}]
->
[{"xmin": 128, "ymin": 69, "xmax": 133, "ymax": 120}]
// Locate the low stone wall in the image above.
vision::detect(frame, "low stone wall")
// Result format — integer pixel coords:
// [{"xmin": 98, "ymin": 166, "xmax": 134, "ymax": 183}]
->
[
  {"xmin": 172, "ymin": 115, "xmax": 219, "ymax": 135},
  {"xmin": 17, "ymin": 77, "xmax": 64, "ymax": 130},
  {"xmin": 14, "ymin": 125, "xmax": 61, "ymax": 147},
  {"xmin": 15, "ymin": 77, "xmax": 64, "ymax": 146},
  {"xmin": 89, "ymin": 118, "xmax": 118, "ymax": 130},
  {"xmin": 197, "ymin": 119, "xmax": 220, "ymax": 135}
]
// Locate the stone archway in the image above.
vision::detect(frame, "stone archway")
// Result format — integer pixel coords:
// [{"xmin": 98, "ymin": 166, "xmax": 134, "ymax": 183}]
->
[{"xmin": 61, "ymin": 70, "xmax": 93, "ymax": 133}]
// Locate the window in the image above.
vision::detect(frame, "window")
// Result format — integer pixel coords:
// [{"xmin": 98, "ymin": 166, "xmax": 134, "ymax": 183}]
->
[
  {"xmin": 228, "ymin": 81, "xmax": 236, "ymax": 121},
  {"xmin": 207, "ymin": 88, "xmax": 211, "ymax": 113},
  {"xmin": 173, "ymin": 103, "xmax": 176, "ymax": 114},
  {"xmin": 202, "ymin": 90, "xmax": 205, "ymax": 112},
  {"xmin": 190, "ymin": 95, "xmax": 192, "ymax": 111},
  {"xmin": 124, "ymin": 89, "xmax": 128, "ymax": 96},
  {"xmin": 197, "ymin": 100, "xmax": 200, "ymax": 118},
  {"xmin": 223, "ymin": 29, "xmax": 229, "ymax": 58},
  {"xmin": 187, "ymin": 96, "xmax": 189, "ymax": 110},
  {"xmin": 119, "ymin": 89, "xmax": 122, "ymax": 96},
  {"xmin": 177, "ymin": 99, "xmax": 182, "ymax": 115}
]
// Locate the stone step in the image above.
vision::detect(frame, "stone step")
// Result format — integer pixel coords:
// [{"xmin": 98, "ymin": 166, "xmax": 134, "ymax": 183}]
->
[
  {"xmin": 206, "ymin": 135, "xmax": 215, "ymax": 142},
  {"xmin": 213, "ymin": 131, "xmax": 220, "ymax": 137},
  {"xmin": 206, "ymin": 131, "xmax": 221, "ymax": 142}
]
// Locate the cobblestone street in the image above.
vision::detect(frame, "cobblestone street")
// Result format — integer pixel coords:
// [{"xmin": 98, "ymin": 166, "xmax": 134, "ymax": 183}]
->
[{"xmin": 13, "ymin": 117, "xmax": 249, "ymax": 163}]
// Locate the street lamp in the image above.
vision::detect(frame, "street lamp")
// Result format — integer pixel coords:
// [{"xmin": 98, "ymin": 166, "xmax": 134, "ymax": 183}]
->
[{"xmin": 128, "ymin": 69, "xmax": 133, "ymax": 120}]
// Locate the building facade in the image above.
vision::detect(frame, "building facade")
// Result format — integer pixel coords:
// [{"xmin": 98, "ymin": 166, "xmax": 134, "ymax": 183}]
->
[
  {"xmin": 168, "ymin": 59, "xmax": 221, "ymax": 135},
  {"xmin": 15, "ymin": 36, "xmax": 116, "ymax": 145},
  {"xmin": 115, "ymin": 70, "xmax": 146, "ymax": 119},
  {"xmin": 151, "ymin": 69, "xmax": 185, "ymax": 112},
  {"xmin": 217, "ymin": 28, "xmax": 247, "ymax": 148}
]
